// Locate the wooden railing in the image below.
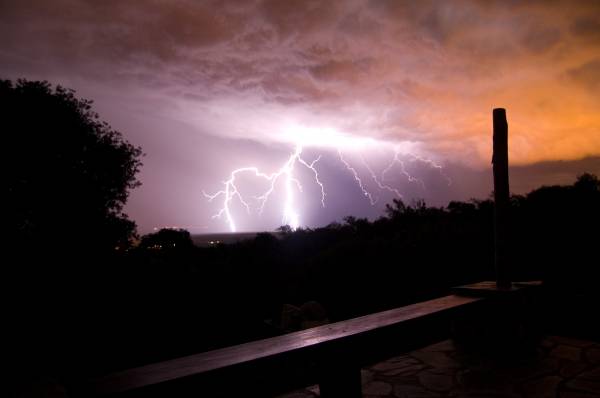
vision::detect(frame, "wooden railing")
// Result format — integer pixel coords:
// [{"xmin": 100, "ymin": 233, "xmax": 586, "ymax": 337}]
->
[{"xmin": 73, "ymin": 282, "xmax": 541, "ymax": 398}]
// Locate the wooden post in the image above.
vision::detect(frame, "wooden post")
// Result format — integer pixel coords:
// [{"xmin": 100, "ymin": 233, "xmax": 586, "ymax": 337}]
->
[{"xmin": 492, "ymin": 108, "xmax": 511, "ymax": 289}]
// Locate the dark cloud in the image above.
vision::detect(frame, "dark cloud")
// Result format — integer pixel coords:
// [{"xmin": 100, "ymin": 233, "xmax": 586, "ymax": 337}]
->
[
  {"xmin": 337, "ymin": 9, "xmax": 383, "ymax": 38},
  {"xmin": 510, "ymin": 156, "xmax": 600, "ymax": 192},
  {"xmin": 567, "ymin": 59, "xmax": 600, "ymax": 90},
  {"xmin": 521, "ymin": 25, "xmax": 561, "ymax": 53},
  {"xmin": 309, "ymin": 58, "xmax": 374, "ymax": 82},
  {"xmin": 570, "ymin": 16, "xmax": 600, "ymax": 42},
  {"xmin": 259, "ymin": 0, "xmax": 340, "ymax": 38}
]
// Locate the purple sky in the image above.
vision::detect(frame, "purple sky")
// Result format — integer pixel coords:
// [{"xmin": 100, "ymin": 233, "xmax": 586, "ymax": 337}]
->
[{"xmin": 1, "ymin": 1, "xmax": 599, "ymax": 233}]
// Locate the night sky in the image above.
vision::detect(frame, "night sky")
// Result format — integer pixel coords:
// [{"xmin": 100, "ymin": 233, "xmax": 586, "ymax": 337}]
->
[{"xmin": 1, "ymin": 1, "xmax": 599, "ymax": 233}]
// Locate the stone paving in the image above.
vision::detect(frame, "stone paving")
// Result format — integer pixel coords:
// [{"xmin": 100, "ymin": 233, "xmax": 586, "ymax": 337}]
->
[{"xmin": 279, "ymin": 336, "xmax": 600, "ymax": 398}]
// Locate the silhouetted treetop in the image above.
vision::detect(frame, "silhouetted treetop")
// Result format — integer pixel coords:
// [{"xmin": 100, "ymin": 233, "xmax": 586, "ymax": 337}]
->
[
  {"xmin": 139, "ymin": 228, "xmax": 193, "ymax": 251},
  {"xmin": 574, "ymin": 172, "xmax": 599, "ymax": 193},
  {"xmin": 2, "ymin": 79, "xmax": 143, "ymax": 252}
]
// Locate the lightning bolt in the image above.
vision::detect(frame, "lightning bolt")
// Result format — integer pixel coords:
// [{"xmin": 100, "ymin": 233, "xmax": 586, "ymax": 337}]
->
[
  {"xmin": 203, "ymin": 145, "xmax": 325, "ymax": 232},
  {"xmin": 205, "ymin": 141, "xmax": 451, "ymax": 232},
  {"xmin": 382, "ymin": 149, "xmax": 425, "ymax": 190},
  {"xmin": 360, "ymin": 155, "xmax": 404, "ymax": 199},
  {"xmin": 203, "ymin": 167, "xmax": 267, "ymax": 232},
  {"xmin": 409, "ymin": 153, "xmax": 452, "ymax": 186},
  {"xmin": 338, "ymin": 150, "xmax": 378, "ymax": 205}
]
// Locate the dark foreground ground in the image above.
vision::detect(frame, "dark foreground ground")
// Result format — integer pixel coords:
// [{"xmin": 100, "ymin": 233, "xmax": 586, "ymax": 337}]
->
[{"xmin": 281, "ymin": 335, "xmax": 600, "ymax": 398}]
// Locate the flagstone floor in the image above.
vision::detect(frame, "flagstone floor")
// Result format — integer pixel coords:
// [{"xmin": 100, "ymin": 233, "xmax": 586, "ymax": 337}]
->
[{"xmin": 279, "ymin": 336, "xmax": 600, "ymax": 398}]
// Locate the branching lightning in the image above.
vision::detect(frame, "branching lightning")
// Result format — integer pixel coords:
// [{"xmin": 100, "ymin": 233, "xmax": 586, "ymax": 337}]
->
[
  {"xmin": 203, "ymin": 145, "xmax": 324, "ymax": 232},
  {"xmin": 360, "ymin": 155, "xmax": 404, "ymax": 200},
  {"xmin": 382, "ymin": 149, "xmax": 426, "ymax": 190},
  {"xmin": 410, "ymin": 153, "xmax": 453, "ymax": 186},
  {"xmin": 205, "ymin": 129, "xmax": 451, "ymax": 232},
  {"xmin": 338, "ymin": 150, "xmax": 378, "ymax": 205}
]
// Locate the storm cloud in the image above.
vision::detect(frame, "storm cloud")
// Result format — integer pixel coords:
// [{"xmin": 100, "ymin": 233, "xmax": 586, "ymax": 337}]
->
[{"xmin": 2, "ymin": 0, "xmax": 599, "ymax": 232}]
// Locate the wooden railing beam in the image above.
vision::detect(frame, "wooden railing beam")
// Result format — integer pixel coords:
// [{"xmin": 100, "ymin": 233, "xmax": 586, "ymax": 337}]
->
[{"xmin": 80, "ymin": 295, "xmax": 485, "ymax": 397}]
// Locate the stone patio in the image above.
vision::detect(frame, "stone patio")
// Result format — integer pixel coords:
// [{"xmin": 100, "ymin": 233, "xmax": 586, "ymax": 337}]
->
[{"xmin": 279, "ymin": 336, "xmax": 600, "ymax": 398}]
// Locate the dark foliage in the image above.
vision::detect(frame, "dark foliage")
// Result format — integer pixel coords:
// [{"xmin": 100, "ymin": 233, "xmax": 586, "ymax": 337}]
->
[{"xmin": 2, "ymin": 79, "xmax": 142, "ymax": 253}]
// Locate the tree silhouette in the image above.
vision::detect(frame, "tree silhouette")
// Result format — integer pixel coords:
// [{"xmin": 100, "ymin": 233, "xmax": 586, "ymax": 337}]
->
[
  {"xmin": 385, "ymin": 198, "xmax": 407, "ymax": 218},
  {"xmin": 139, "ymin": 228, "xmax": 194, "ymax": 251},
  {"xmin": 2, "ymin": 79, "xmax": 143, "ymax": 254}
]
